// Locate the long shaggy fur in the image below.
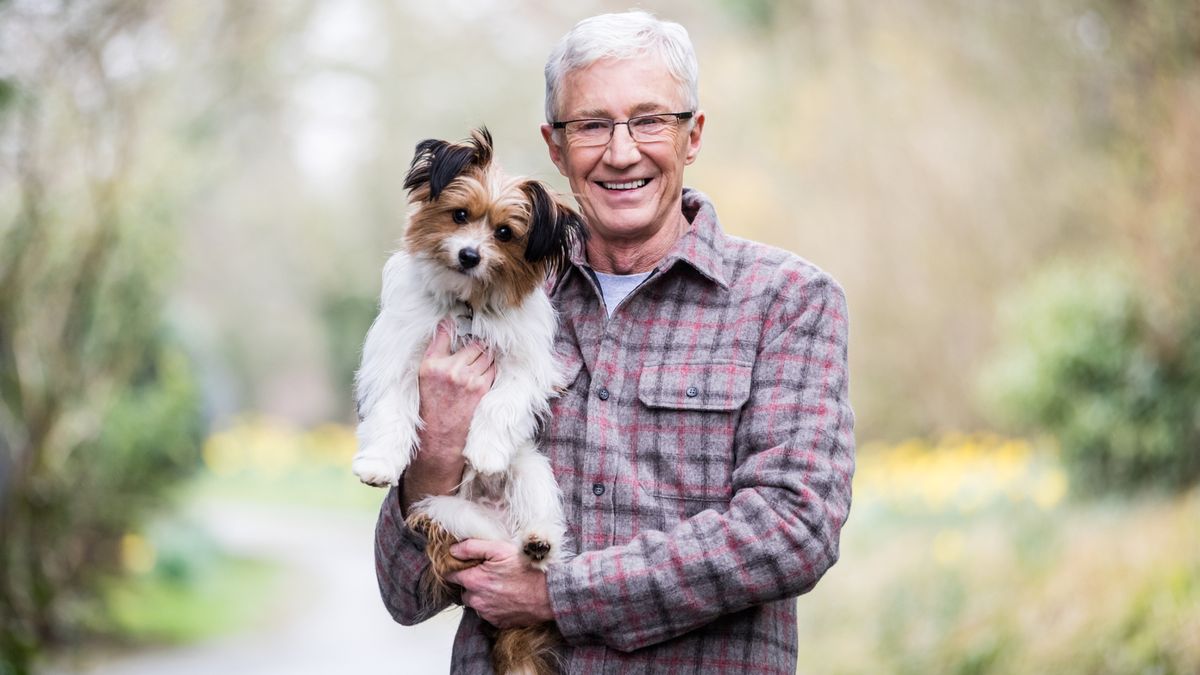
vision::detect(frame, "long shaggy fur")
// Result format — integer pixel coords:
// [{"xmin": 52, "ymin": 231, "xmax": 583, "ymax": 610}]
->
[
  {"xmin": 405, "ymin": 512, "xmax": 479, "ymax": 611},
  {"xmin": 353, "ymin": 127, "xmax": 580, "ymax": 674},
  {"xmin": 493, "ymin": 624, "xmax": 563, "ymax": 675},
  {"xmin": 411, "ymin": 512, "xmax": 561, "ymax": 675}
]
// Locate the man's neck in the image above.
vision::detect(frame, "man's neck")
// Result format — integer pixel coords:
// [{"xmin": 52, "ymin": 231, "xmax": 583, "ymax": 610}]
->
[{"xmin": 586, "ymin": 211, "xmax": 688, "ymax": 274}]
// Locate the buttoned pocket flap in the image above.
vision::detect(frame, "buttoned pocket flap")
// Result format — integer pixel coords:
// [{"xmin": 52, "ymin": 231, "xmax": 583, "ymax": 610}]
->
[{"xmin": 638, "ymin": 361, "xmax": 753, "ymax": 412}]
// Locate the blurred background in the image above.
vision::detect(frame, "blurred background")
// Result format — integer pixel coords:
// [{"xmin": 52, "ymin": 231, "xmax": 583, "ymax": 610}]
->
[{"xmin": 1, "ymin": 0, "xmax": 1197, "ymax": 673}]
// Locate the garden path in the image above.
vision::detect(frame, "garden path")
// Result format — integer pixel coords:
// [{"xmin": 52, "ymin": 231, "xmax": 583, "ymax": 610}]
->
[{"xmin": 52, "ymin": 500, "xmax": 459, "ymax": 675}]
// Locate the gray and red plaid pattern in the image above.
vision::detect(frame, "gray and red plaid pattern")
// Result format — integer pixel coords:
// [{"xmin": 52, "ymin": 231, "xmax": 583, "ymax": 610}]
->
[{"xmin": 375, "ymin": 188, "xmax": 855, "ymax": 674}]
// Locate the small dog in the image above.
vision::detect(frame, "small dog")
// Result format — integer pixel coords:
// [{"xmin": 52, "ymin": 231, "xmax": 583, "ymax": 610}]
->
[{"xmin": 352, "ymin": 128, "xmax": 580, "ymax": 675}]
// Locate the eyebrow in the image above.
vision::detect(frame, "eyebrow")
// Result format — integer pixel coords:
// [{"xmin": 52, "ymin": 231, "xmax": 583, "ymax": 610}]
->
[{"xmin": 570, "ymin": 102, "xmax": 675, "ymax": 119}]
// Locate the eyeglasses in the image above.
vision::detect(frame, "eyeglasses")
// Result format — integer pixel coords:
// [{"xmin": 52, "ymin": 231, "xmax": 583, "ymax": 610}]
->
[{"xmin": 552, "ymin": 111, "xmax": 694, "ymax": 147}]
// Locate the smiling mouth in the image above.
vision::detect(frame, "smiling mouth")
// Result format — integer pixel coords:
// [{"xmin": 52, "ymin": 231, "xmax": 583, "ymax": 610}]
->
[{"xmin": 597, "ymin": 178, "xmax": 650, "ymax": 191}]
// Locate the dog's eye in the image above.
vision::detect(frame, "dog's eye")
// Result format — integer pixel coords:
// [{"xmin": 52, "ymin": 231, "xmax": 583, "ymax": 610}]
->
[
  {"xmin": 452, "ymin": 209, "xmax": 469, "ymax": 224},
  {"xmin": 494, "ymin": 225, "xmax": 513, "ymax": 242}
]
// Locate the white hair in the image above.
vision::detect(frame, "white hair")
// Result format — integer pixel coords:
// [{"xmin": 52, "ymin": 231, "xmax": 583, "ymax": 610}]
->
[{"xmin": 544, "ymin": 10, "xmax": 700, "ymax": 124}]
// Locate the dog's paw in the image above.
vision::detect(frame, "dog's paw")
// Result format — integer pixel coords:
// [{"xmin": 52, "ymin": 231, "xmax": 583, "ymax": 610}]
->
[
  {"xmin": 522, "ymin": 535, "xmax": 553, "ymax": 563},
  {"xmin": 352, "ymin": 454, "xmax": 399, "ymax": 487}
]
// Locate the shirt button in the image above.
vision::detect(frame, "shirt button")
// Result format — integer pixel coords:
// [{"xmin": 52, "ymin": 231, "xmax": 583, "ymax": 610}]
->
[
  {"xmin": 597, "ymin": 386, "xmax": 610, "ymax": 401},
  {"xmin": 592, "ymin": 483, "xmax": 606, "ymax": 496},
  {"xmin": 686, "ymin": 386, "xmax": 699, "ymax": 398}
]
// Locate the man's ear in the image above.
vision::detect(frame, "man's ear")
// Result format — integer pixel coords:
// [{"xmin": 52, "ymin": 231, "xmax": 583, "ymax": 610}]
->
[
  {"xmin": 540, "ymin": 124, "xmax": 568, "ymax": 177},
  {"xmin": 683, "ymin": 111, "xmax": 705, "ymax": 166}
]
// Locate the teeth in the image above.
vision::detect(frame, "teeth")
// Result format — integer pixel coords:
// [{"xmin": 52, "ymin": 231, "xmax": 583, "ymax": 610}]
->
[{"xmin": 600, "ymin": 179, "xmax": 648, "ymax": 190}]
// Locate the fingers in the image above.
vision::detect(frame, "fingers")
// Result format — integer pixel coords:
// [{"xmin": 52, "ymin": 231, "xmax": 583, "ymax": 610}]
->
[
  {"xmin": 458, "ymin": 340, "xmax": 487, "ymax": 365},
  {"xmin": 448, "ymin": 535, "xmax": 489, "ymax": 562},
  {"xmin": 425, "ymin": 324, "xmax": 491, "ymax": 368},
  {"xmin": 446, "ymin": 568, "xmax": 470, "ymax": 587},
  {"xmin": 420, "ymin": 321, "xmax": 496, "ymax": 394},
  {"xmin": 446, "ymin": 337, "xmax": 494, "ymax": 379},
  {"xmin": 425, "ymin": 320, "xmax": 453, "ymax": 357},
  {"xmin": 477, "ymin": 361, "xmax": 497, "ymax": 389},
  {"xmin": 450, "ymin": 538, "xmax": 501, "ymax": 563},
  {"xmin": 466, "ymin": 346, "xmax": 495, "ymax": 376}
]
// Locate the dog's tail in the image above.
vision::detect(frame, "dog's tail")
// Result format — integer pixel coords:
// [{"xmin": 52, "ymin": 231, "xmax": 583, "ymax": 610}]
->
[{"xmin": 493, "ymin": 624, "xmax": 561, "ymax": 675}]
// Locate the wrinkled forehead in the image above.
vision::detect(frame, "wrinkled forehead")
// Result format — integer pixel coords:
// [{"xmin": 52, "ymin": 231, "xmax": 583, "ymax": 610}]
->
[{"xmin": 557, "ymin": 56, "xmax": 689, "ymax": 119}]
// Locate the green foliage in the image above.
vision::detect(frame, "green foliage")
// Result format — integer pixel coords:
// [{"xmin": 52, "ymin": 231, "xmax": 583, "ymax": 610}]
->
[
  {"xmin": 320, "ymin": 293, "xmax": 378, "ymax": 419},
  {"xmin": 85, "ymin": 345, "xmax": 205, "ymax": 510},
  {"xmin": 0, "ymin": 342, "xmax": 204, "ymax": 674},
  {"xmin": 981, "ymin": 262, "xmax": 1200, "ymax": 495},
  {"xmin": 0, "ymin": 79, "xmax": 15, "ymax": 114},
  {"xmin": 715, "ymin": 0, "xmax": 781, "ymax": 30},
  {"xmin": 0, "ymin": 4, "xmax": 211, "ymax": 672}
]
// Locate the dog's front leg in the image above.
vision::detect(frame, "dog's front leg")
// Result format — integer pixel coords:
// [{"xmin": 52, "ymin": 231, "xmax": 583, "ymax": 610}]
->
[
  {"xmin": 353, "ymin": 375, "xmax": 422, "ymax": 487},
  {"xmin": 352, "ymin": 300, "xmax": 428, "ymax": 487},
  {"xmin": 460, "ymin": 369, "xmax": 540, "ymax": 475}
]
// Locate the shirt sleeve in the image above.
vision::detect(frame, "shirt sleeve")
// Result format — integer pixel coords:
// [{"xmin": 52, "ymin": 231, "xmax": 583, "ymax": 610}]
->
[
  {"xmin": 373, "ymin": 485, "xmax": 454, "ymax": 625},
  {"xmin": 545, "ymin": 274, "xmax": 855, "ymax": 652}
]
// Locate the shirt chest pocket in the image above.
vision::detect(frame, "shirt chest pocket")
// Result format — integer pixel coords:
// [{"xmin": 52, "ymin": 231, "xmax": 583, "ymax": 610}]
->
[{"xmin": 634, "ymin": 360, "xmax": 753, "ymax": 508}]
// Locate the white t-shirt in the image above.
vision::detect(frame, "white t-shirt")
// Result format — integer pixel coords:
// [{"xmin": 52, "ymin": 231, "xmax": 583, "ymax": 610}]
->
[{"xmin": 594, "ymin": 270, "xmax": 652, "ymax": 317}]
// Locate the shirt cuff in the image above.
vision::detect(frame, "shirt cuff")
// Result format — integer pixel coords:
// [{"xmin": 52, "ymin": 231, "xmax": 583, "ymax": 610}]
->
[
  {"xmin": 545, "ymin": 553, "xmax": 603, "ymax": 646},
  {"xmin": 380, "ymin": 484, "xmax": 430, "ymax": 558}
]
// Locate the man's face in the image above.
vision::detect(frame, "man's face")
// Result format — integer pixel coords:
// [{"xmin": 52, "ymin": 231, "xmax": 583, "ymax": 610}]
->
[{"xmin": 541, "ymin": 57, "xmax": 704, "ymax": 244}]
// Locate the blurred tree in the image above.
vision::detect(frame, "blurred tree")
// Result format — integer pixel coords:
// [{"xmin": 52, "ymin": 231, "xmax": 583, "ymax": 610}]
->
[
  {"xmin": 696, "ymin": 0, "xmax": 1198, "ymax": 441},
  {"xmin": 1096, "ymin": 0, "xmax": 1200, "ymax": 371},
  {"xmin": 0, "ymin": 2, "xmax": 278, "ymax": 670},
  {"xmin": 981, "ymin": 0, "xmax": 1200, "ymax": 495},
  {"xmin": 982, "ymin": 262, "xmax": 1200, "ymax": 494},
  {"xmin": 320, "ymin": 292, "xmax": 377, "ymax": 421}
]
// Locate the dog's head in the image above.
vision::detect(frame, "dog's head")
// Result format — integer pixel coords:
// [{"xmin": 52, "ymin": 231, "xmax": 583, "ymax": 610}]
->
[{"xmin": 402, "ymin": 127, "xmax": 584, "ymax": 308}]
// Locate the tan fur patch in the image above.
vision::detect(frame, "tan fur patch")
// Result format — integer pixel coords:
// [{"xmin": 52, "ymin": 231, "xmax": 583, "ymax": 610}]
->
[
  {"xmin": 493, "ymin": 623, "xmax": 562, "ymax": 675},
  {"xmin": 403, "ymin": 165, "xmax": 553, "ymax": 310},
  {"xmin": 406, "ymin": 511, "xmax": 562, "ymax": 674},
  {"xmin": 405, "ymin": 512, "xmax": 480, "ymax": 610}
]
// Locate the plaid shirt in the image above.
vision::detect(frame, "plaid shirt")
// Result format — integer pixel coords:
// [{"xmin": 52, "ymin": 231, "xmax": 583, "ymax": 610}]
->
[{"xmin": 375, "ymin": 188, "xmax": 855, "ymax": 674}]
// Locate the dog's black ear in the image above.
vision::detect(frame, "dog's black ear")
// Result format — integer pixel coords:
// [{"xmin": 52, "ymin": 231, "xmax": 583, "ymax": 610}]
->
[
  {"xmin": 468, "ymin": 126, "xmax": 493, "ymax": 167},
  {"xmin": 521, "ymin": 180, "xmax": 586, "ymax": 274},
  {"xmin": 403, "ymin": 138, "xmax": 448, "ymax": 197},
  {"xmin": 403, "ymin": 127, "xmax": 494, "ymax": 201}
]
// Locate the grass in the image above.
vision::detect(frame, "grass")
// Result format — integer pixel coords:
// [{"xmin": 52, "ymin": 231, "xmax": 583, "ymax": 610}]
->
[
  {"xmin": 795, "ymin": 436, "xmax": 1200, "ymax": 675},
  {"xmin": 101, "ymin": 555, "xmax": 278, "ymax": 644},
  {"xmin": 90, "ymin": 514, "xmax": 283, "ymax": 646}
]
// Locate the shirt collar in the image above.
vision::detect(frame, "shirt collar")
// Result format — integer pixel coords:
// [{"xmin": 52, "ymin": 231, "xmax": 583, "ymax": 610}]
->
[{"xmin": 563, "ymin": 187, "xmax": 730, "ymax": 291}]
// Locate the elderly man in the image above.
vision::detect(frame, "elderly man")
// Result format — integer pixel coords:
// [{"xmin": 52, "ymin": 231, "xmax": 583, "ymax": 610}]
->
[{"xmin": 374, "ymin": 11, "xmax": 854, "ymax": 673}]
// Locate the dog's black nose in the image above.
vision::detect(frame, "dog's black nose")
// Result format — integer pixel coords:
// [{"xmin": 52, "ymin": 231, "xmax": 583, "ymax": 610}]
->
[{"xmin": 458, "ymin": 247, "xmax": 481, "ymax": 269}]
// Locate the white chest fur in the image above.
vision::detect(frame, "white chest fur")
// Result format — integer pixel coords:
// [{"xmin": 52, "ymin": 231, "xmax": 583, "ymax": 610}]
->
[{"xmin": 351, "ymin": 252, "xmax": 566, "ymax": 563}]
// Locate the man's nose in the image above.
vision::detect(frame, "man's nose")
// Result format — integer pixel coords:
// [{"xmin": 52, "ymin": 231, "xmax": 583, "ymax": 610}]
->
[
  {"xmin": 604, "ymin": 123, "xmax": 641, "ymax": 167},
  {"xmin": 458, "ymin": 247, "xmax": 481, "ymax": 269}
]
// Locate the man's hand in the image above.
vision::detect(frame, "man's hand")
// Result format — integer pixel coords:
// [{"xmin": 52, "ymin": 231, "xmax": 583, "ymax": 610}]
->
[
  {"xmin": 402, "ymin": 321, "xmax": 496, "ymax": 512},
  {"xmin": 446, "ymin": 539, "xmax": 555, "ymax": 629}
]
